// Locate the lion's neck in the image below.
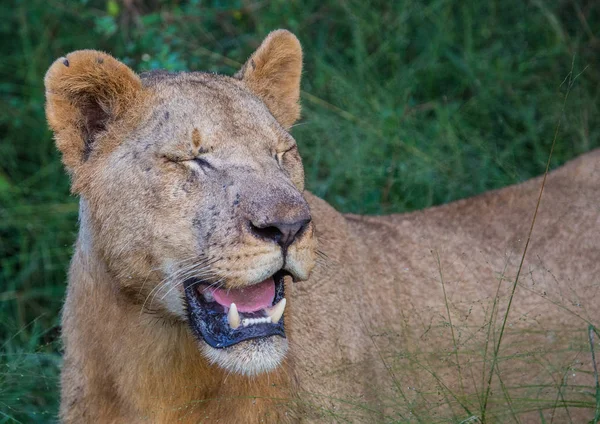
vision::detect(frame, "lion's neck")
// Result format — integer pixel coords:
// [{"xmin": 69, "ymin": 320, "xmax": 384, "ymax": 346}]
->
[{"xmin": 61, "ymin": 204, "xmax": 298, "ymax": 423}]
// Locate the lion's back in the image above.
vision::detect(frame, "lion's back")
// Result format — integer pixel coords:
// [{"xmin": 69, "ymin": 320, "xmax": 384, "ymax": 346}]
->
[{"xmin": 298, "ymin": 150, "xmax": 600, "ymax": 422}]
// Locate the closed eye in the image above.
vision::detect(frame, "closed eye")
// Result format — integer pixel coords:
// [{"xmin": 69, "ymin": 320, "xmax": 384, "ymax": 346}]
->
[
  {"xmin": 193, "ymin": 157, "xmax": 215, "ymax": 170},
  {"xmin": 276, "ymin": 145, "xmax": 297, "ymax": 164}
]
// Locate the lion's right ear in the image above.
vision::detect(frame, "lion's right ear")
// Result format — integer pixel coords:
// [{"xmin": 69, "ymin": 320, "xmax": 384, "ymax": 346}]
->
[{"xmin": 44, "ymin": 50, "xmax": 142, "ymax": 174}]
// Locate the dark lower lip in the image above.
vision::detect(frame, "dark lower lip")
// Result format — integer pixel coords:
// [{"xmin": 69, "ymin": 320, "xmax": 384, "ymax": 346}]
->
[{"xmin": 184, "ymin": 271, "xmax": 287, "ymax": 349}]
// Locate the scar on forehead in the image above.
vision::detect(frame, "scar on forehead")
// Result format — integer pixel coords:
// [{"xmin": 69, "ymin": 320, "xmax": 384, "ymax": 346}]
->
[{"xmin": 192, "ymin": 128, "xmax": 202, "ymax": 150}]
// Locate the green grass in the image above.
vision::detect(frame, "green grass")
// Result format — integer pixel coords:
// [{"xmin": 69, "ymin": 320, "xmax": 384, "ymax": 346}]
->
[{"xmin": 1, "ymin": 0, "xmax": 599, "ymax": 422}]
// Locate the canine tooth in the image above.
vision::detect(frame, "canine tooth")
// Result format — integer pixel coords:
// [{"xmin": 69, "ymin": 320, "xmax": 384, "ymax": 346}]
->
[
  {"xmin": 227, "ymin": 303, "xmax": 240, "ymax": 329},
  {"xmin": 267, "ymin": 298, "xmax": 286, "ymax": 324}
]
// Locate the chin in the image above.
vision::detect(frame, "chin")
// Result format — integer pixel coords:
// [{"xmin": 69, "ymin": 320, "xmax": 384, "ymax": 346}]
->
[{"xmin": 201, "ymin": 336, "xmax": 289, "ymax": 376}]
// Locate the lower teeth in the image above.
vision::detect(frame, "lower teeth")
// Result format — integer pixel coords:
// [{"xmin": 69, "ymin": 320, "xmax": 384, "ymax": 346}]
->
[
  {"xmin": 242, "ymin": 316, "xmax": 272, "ymax": 327},
  {"xmin": 225, "ymin": 298, "xmax": 287, "ymax": 329}
]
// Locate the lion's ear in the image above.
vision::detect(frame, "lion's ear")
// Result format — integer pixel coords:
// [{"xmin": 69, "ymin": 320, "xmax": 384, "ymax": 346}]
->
[
  {"xmin": 44, "ymin": 50, "xmax": 142, "ymax": 173},
  {"xmin": 235, "ymin": 30, "xmax": 303, "ymax": 129}
]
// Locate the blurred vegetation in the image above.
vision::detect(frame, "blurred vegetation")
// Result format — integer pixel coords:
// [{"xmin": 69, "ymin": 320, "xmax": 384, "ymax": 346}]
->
[{"xmin": 0, "ymin": 0, "xmax": 598, "ymax": 422}]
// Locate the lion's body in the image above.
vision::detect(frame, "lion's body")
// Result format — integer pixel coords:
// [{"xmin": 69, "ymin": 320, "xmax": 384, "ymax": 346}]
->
[
  {"xmin": 45, "ymin": 31, "xmax": 599, "ymax": 423},
  {"xmin": 59, "ymin": 151, "xmax": 599, "ymax": 422}
]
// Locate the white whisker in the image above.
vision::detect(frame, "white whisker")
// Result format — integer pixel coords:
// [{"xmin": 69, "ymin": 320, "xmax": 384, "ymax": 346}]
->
[{"xmin": 140, "ymin": 256, "xmax": 217, "ymax": 314}]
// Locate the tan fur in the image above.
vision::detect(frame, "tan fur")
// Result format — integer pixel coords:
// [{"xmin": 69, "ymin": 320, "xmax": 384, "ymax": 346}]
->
[
  {"xmin": 45, "ymin": 50, "xmax": 147, "ymax": 192},
  {"xmin": 46, "ymin": 31, "xmax": 599, "ymax": 423},
  {"xmin": 235, "ymin": 29, "xmax": 303, "ymax": 129}
]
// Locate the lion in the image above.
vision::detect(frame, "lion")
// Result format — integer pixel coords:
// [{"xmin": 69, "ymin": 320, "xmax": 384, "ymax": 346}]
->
[{"xmin": 45, "ymin": 30, "xmax": 599, "ymax": 423}]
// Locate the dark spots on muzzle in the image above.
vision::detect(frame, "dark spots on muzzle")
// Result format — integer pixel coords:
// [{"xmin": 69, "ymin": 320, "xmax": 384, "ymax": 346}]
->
[
  {"xmin": 182, "ymin": 170, "xmax": 199, "ymax": 193},
  {"xmin": 192, "ymin": 217, "xmax": 203, "ymax": 230}
]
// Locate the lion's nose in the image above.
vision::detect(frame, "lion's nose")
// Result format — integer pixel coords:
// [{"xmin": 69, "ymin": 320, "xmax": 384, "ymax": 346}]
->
[{"xmin": 249, "ymin": 217, "xmax": 311, "ymax": 249}]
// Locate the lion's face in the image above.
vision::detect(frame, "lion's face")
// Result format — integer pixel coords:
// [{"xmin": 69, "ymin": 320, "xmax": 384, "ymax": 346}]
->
[{"xmin": 45, "ymin": 31, "xmax": 316, "ymax": 375}]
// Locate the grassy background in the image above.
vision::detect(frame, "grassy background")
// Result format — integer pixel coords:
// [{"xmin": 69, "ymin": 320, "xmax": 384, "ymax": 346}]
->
[{"xmin": 0, "ymin": 0, "xmax": 598, "ymax": 422}]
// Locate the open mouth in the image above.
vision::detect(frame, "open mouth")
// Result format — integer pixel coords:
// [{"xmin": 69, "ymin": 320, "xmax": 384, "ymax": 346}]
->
[{"xmin": 184, "ymin": 271, "xmax": 287, "ymax": 349}]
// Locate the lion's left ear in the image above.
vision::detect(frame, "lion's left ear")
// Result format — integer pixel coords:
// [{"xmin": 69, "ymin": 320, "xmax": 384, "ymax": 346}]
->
[{"xmin": 235, "ymin": 30, "xmax": 303, "ymax": 129}]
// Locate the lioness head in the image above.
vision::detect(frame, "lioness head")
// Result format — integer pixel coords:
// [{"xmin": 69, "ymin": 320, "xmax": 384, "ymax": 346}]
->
[{"xmin": 45, "ymin": 30, "xmax": 316, "ymax": 376}]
